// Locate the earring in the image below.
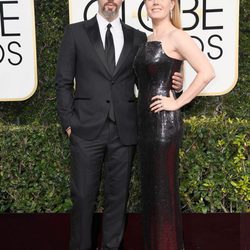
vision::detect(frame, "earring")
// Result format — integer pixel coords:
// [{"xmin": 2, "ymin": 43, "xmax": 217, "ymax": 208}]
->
[
  {"xmin": 147, "ymin": 15, "xmax": 149, "ymax": 21},
  {"xmin": 170, "ymin": 9, "xmax": 173, "ymax": 19}
]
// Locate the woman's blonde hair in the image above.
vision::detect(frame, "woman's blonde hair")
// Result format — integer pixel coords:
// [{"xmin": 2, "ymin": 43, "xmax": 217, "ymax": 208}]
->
[{"xmin": 171, "ymin": 0, "xmax": 181, "ymax": 29}]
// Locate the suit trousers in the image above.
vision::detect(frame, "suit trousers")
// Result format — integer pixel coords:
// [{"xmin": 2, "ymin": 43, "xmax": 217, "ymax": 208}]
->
[{"xmin": 69, "ymin": 118, "xmax": 136, "ymax": 250}]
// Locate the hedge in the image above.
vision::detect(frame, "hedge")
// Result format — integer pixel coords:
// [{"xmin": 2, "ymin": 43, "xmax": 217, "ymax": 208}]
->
[{"xmin": 0, "ymin": 116, "xmax": 249, "ymax": 213}]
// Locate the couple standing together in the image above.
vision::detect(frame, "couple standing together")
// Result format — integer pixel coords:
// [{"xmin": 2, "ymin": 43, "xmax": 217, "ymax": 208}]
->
[{"xmin": 56, "ymin": 0, "xmax": 215, "ymax": 249}]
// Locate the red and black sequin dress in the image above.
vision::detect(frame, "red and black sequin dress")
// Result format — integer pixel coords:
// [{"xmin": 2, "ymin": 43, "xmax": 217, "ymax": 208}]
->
[{"xmin": 134, "ymin": 41, "xmax": 184, "ymax": 250}]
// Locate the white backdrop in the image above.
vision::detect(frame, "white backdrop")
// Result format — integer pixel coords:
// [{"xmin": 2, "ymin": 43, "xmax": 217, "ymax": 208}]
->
[
  {"xmin": 69, "ymin": 0, "xmax": 240, "ymax": 96},
  {"xmin": 0, "ymin": 0, "xmax": 37, "ymax": 101}
]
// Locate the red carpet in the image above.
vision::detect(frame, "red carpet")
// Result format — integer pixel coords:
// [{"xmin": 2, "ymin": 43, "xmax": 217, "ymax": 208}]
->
[{"xmin": 0, "ymin": 213, "xmax": 249, "ymax": 250}]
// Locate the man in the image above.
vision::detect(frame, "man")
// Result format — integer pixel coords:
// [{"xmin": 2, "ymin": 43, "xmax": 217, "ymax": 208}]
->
[{"xmin": 56, "ymin": 0, "xmax": 183, "ymax": 249}]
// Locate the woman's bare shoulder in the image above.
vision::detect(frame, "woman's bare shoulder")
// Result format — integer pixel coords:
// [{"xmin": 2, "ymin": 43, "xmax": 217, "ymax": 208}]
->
[
  {"xmin": 170, "ymin": 29, "xmax": 192, "ymax": 43},
  {"xmin": 170, "ymin": 28, "xmax": 190, "ymax": 40}
]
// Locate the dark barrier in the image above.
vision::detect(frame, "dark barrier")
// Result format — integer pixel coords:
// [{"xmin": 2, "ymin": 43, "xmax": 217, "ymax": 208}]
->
[{"xmin": 0, "ymin": 213, "xmax": 249, "ymax": 250}]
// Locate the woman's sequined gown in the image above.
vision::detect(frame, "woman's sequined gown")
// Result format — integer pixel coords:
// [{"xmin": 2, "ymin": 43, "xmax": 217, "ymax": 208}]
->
[{"xmin": 134, "ymin": 41, "xmax": 184, "ymax": 250}]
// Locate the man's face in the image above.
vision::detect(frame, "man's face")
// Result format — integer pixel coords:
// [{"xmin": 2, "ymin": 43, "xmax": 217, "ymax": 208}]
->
[{"xmin": 98, "ymin": 0, "xmax": 124, "ymax": 20}]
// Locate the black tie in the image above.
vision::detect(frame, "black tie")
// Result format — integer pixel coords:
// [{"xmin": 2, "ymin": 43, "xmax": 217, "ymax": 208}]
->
[
  {"xmin": 105, "ymin": 24, "xmax": 116, "ymax": 122},
  {"xmin": 105, "ymin": 23, "xmax": 116, "ymax": 74}
]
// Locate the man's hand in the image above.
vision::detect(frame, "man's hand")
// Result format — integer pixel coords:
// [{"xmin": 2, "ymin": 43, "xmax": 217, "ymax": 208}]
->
[
  {"xmin": 66, "ymin": 127, "xmax": 72, "ymax": 138},
  {"xmin": 172, "ymin": 72, "xmax": 183, "ymax": 92}
]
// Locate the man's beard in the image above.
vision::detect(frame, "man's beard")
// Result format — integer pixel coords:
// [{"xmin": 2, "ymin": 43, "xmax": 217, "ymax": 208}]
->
[{"xmin": 102, "ymin": 1, "xmax": 119, "ymax": 19}]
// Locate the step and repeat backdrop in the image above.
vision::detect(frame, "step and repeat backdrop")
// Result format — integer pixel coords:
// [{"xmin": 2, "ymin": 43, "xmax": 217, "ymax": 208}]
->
[
  {"xmin": 0, "ymin": 0, "xmax": 37, "ymax": 101},
  {"xmin": 0, "ymin": 0, "xmax": 240, "ymax": 101}
]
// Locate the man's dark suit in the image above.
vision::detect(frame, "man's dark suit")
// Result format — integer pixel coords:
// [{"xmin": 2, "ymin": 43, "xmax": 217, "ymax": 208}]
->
[{"xmin": 56, "ymin": 16, "xmax": 146, "ymax": 250}]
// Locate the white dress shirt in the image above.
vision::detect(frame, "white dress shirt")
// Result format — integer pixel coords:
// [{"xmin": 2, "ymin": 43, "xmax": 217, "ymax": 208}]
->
[{"xmin": 96, "ymin": 13, "xmax": 124, "ymax": 65}]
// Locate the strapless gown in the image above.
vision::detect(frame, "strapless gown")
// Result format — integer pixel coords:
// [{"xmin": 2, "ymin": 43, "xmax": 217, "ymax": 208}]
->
[{"xmin": 134, "ymin": 41, "xmax": 184, "ymax": 250}]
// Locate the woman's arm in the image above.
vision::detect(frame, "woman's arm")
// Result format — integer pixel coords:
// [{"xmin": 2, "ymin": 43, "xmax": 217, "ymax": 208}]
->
[
  {"xmin": 174, "ymin": 30, "xmax": 215, "ymax": 107},
  {"xmin": 150, "ymin": 30, "xmax": 215, "ymax": 112}
]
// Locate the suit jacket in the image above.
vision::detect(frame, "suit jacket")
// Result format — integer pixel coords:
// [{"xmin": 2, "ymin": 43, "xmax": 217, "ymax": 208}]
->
[{"xmin": 56, "ymin": 16, "xmax": 146, "ymax": 145}]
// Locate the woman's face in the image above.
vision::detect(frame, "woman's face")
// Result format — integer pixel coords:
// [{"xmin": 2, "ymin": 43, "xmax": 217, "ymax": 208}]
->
[{"xmin": 144, "ymin": 0, "xmax": 175, "ymax": 21}]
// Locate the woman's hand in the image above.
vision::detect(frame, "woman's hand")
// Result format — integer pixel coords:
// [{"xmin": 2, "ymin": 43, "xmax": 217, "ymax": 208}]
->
[{"xmin": 150, "ymin": 91, "xmax": 179, "ymax": 112}]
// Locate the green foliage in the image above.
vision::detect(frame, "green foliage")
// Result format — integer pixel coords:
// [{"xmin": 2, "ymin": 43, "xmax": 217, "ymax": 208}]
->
[
  {"xmin": 0, "ymin": 116, "xmax": 249, "ymax": 213},
  {"xmin": 0, "ymin": 124, "xmax": 71, "ymax": 212},
  {"xmin": 179, "ymin": 116, "xmax": 250, "ymax": 213}
]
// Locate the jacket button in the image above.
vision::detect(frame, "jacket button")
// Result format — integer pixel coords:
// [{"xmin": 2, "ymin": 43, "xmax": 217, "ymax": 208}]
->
[
  {"xmin": 106, "ymin": 100, "xmax": 110, "ymax": 103},
  {"xmin": 111, "ymin": 81, "xmax": 114, "ymax": 84}
]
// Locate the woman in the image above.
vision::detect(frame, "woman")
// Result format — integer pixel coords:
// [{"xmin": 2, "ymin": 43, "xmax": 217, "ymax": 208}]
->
[{"xmin": 133, "ymin": 0, "xmax": 215, "ymax": 249}]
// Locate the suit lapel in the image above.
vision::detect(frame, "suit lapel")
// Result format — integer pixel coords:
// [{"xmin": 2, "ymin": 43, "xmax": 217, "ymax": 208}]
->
[
  {"xmin": 84, "ymin": 16, "xmax": 111, "ymax": 74},
  {"xmin": 84, "ymin": 17, "xmax": 134, "ymax": 77},
  {"xmin": 114, "ymin": 22, "xmax": 133, "ymax": 76}
]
